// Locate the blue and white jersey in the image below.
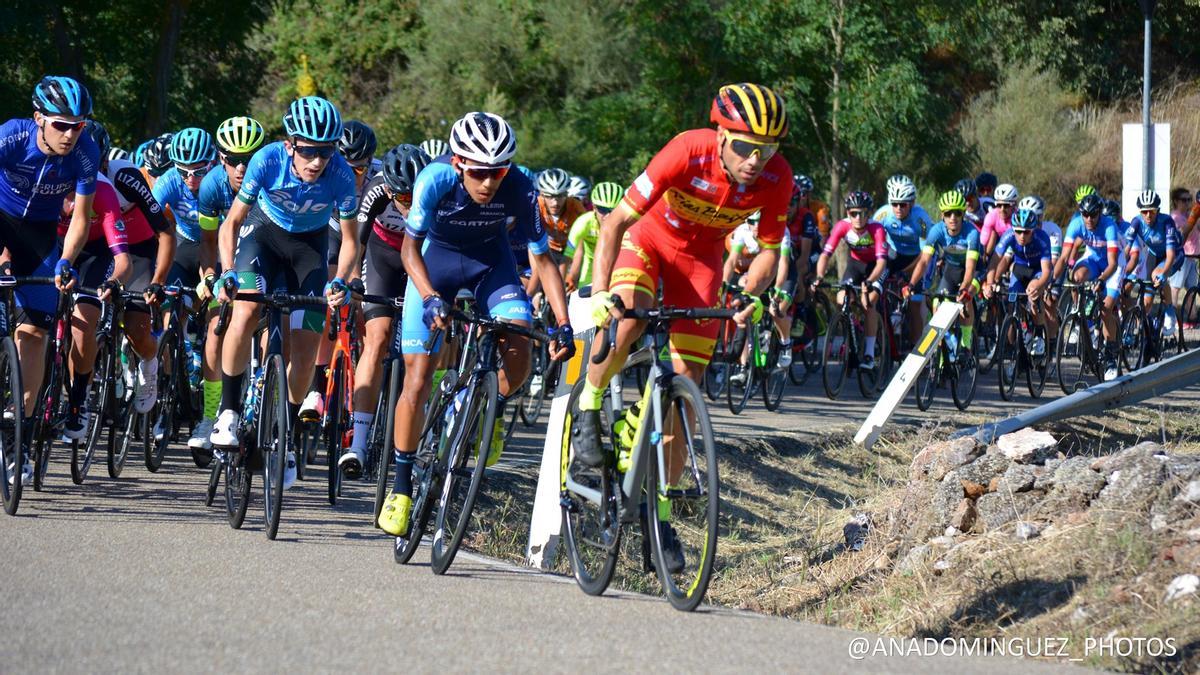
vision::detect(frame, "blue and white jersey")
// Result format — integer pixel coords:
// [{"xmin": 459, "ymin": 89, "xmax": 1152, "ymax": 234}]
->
[
  {"xmin": 1124, "ymin": 212, "xmax": 1180, "ymax": 260},
  {"xmin": 406, "ymin": 159, "xmax": 548, "ymax": 255},
  {"xmin": 0, "ymin": 118, "xmax": 99, "ymax": 221},
  {"xmin": 922, "ymin": 221, "xmax": 980, "ymax": 268},
  {"xmin": 995, "ymin": 228, "xmax": 1052, "ymax": 268},
  {"xmin": 236, "ymin": 141, "xmax": 357, "ymax": 234},
  {"xmin": 872, "ymin": 203, "xmax": 934, "ymax": 257},
  {"xmin": 153, "ymin": 167, "xmax": 203, "ymax": 242},
  {"xmin": 197, "ymin": 166, "xmax": 238, "ymax": 231},
  {"xmin": 1064, "ymin": 214, "xmax": 1120, "ymax": 260}
]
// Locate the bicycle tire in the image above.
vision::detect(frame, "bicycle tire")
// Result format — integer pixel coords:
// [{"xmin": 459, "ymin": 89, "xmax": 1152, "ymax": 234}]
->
[
  {"xmin": 997, "ymin": 315, "xmax": 1020, "ymax": 401},
  {"xmin": 762, "ymin": 330, "xmax": 787, "ymax": 412},
  {"xmin": 108, "ymin": 404, "xmax": 135, "ymax": 479},
  {"xmin": 703, "ymin": 359, "xmax": 728, "ymax": 401},
  {"xmin": 646, "ymin": 376, "xmax": 719, "ymax": 612},
  {"xmin": 0, "ymin": 338, "xmax": 24, "ymax": 515},
  {"xmin": 395, "ymin": 403, "xmax": 449, "ymax": 565},
  {"xmin": 560, "ymin": 378, "xmax": 620, "ymax": 595},
  {"xmin": 32, "ymin": 350, "xmax": 65, "ymax": 492},
  {"xmin": 857, "ymin": 313, "xmax": 884, "ymax": 400},
  {"xmin": 1025, "ymin": 323, "xmax": 1048, "ymax": 400},
  {"xmin": 1056, "ymin": 314, "xmax": 1089, "ymax": 394},
  {"xmin": 225, "ymin": 454, "xmax": 251, "ymax": 529},
  {"xmin": 822, "ymin": 314, "xmax": 850, "ymax": 399},
  {"xmin": 1181, "ymin": 287, "xmax": 1200, "ymax": 351},
  {"xmin": 1119, "ymin": 305, "xmax": 1145, "ymax": 372},
  {"xmin": 71, "ymin": 340, "xmax": 111, "ymax": 485},
  {"xmin": 429, "ymin": 370, "xmax": 497, "ymax": 575},
  {"xmin": 373, "ymin": 360, "xmax": 401, "ymax": 524},
  {"xmin": 952, "ymin": 340, "xmax": 978, "ymax": 410},
  {"xmin": 725, "ymin": 354, "xmax": 755, "ymax": 416},
  {"xmin": 260, "ymin": 354, "xmax": 288, "ymax": 540},
  {"xmin": 144, "ymin": 337, "xmax": 174, "ymax": 472},
  {"xmin": 325, "ymin": 360, "xmax": 345, "ymax": 505},
  {"xmin": 913, "ymin": 349, "xmax": 936, "ymax": 411}
]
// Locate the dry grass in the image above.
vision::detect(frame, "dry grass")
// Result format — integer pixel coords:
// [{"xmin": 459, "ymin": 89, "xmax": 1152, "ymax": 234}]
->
[{"xmin": 468, "ymin": 403, "xmax": 1200, "ymax": 672}]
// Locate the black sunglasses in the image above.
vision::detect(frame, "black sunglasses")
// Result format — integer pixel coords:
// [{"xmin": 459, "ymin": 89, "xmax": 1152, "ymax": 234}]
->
[
  {"xmin": 292, "ymin": 144, "xmax": 336, "ymax": 159},
  {"xmin": 221, "ymin": 152, "xmax": 253, "ymax": 167}
]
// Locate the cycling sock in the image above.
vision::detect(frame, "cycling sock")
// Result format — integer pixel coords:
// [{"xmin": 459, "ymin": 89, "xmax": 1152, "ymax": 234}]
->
[
  {"xmin": 865, "ymin": 335, "xmax": 876, "ymax": 355},
  {"xmin": 351, "ymin": 412, "xmax": 374, "ymax": 451},
  {"xmin": 961, "ymin": 325, "xmax": 974, "ymax": 348},
  {"xmin": 657, "ymin": 493, "xmax": 672, "ymax": 521},
  {"xmin": 780, "ymin": 339, "xmax": 792, "ymax": 348},
  {"xmin": 203, "ymin": 380, "xmax": 221, "ymax": 420},
  {"xmin": 69, "ymin": 372, "xmax": 91, "ymax": 409},
  {"xmin": 221, "ymin": 372, "xmax": 244, "ymax": 412},
  {"xmin": 392, "ymin": 450, "xmax": 415, "ymax": 497},
  {"xmin": 311, "ymin": 366, "xmax": 327, "ymax": 395},
  {"xmin": 579, "ymin": 378, "xmax": 605, "ymax": 412}
]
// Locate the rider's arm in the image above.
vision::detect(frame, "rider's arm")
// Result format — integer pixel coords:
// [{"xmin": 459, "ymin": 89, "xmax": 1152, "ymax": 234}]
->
[
  {"xmin": 722, "ymin": 241, "xmax": 741, "ymax": 285},
  {"xmin": 591, "ymin": 201, "xmax": 640, "ymax": 293},
  {"xmin": 218, "ymin": 199, "xmax": 251, "ymax": 272},
  {"xmin": 566, "ymin": 242, "xmax": 584, "ymax": 290},
  {"xmin": 742, "ymin": 247, "xmax": 779, "ymax": 297},
  {"xmin": 152, "ymin": 228, "xmax": 175, "ymax": 286},
  {"xmin": 909, "ymin": 251, "xmax": 932, "ymax": 288},
  {"xmin": 334, "ymin": 216, "xmax": 361, "ymax": 282},
  {"xmin": 773, "ymin": 243, "xmax": 791, "ymax": 290}
]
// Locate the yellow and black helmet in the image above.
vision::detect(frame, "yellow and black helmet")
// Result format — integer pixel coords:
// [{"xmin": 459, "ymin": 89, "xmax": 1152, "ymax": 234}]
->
[{"xmin": 710, "ymin": 83, "xmax": 788, "ymax": 139}]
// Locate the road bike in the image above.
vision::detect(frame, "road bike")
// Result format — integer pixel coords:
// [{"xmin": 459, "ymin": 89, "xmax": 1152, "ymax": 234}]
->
[
  {"xmin": 818, "ymin": 280, "xmax": 888, "ymax": 400},
  {"xmin": 995, "ymin": 288, "xmax": 1050, "ymax": 401},
  {"xmin": 911, "ymin": 291, "xmax": 978, "ymax": 410}
]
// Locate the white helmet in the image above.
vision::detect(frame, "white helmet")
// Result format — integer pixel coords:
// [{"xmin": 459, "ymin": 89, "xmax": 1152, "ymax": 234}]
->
[
  {"xmin": 536, "ymin": 168, "xmax": 571, "ymax": 195},
  {"xmin": 1017, "ymin": 194, "xmax": 1045, "ymax": 217},
  {"xmin": 886, "ymin": 174, "xmax": 916, "ymax": 203},
  {"xmin": 994, "ymin": 183, "xmax": 1019, "ymax": 204},
  {"xmin": 448, "ymin": 112, "xmax": 516, "ymax": 165},
  {"xmin": 568, "ymin": 175, "xmax": 591, "ymax": 200},
  {"xmin": 419, "ymin": 138, "xmax": 450, "ymax": 159}
]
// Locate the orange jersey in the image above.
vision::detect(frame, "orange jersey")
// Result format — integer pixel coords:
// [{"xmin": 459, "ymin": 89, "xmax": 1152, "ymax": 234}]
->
[
  {"xmin": 809, "ymin": 198, "xmax": 833, "ymax": 239},
  {"xmin": 538, "ymin": 195, "xmax": 585, "ymax": 253},
  {"xmin": 622, "ymin": 128, "xmax": 792, "ymax": 254}
]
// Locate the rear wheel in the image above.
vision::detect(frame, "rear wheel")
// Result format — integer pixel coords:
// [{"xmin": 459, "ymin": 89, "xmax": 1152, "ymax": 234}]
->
[
  {"xmin": 372, "ymin": 361, "xmax": 400, "ymax": 524},
  {"xmin": 762, "ymin": 330, "xmax": 787, "ymax": 412},
  {"xmin": 951, "ymin": 337, "xmax": 978, "ymax": 410},
  {"xmin": 144, "ymin": 337, "xmax": 174, "ymax": 472},
  {"xmin": 225, "ymin": 453, "xmax": 251, "ymax": 529},
  {"xmin": 1119, "ymin": 305, "xmax": 1146, "ymax": 372},
  {"xmin": 821, "ymin": 314, "xmax": 850, "ymax": 400},
  {"xmin": 1025, "ymin": 323, "xmax": 1049, "ymax": 399},
  {"xmin": 857, "ymin": 311, "xmax": 885, "ymax": 400},
  {"xmin": 519, "ymin": 344, "xmax": 549, "ymax": 426},
  {"xmin": 0, "ymin": 338, "xmax": 24, "ymax": 515},
  {"xmin": 325, "ymin": 360, "xmax": 346, "ymax": 506},
  {"xmin": 1057, "ymin": 314, "xmax": 1089, "ymax": 394},
  {"xmin": 997, "ymin": 316, "xmax": 1020, "ymax": 401},
  {"xmin": 72, "ymin": 341, "xmax": 111, "ymax": 485},
  {"xmin": 976, "ymin": 296, "xmax": 1002, "ymax": 374},
  {"xmin": 725, "ymin": 328, "xmax": 757, "ymax": 417},
  {"xmin": 913, "ymin": 350, "xmax": 937, "ymax": 411},
  {"xmin": 259, "ymin": 355, "xmax": 288, "ymax": 540},
  {"xmin": 560, "ymin": 379, "xmax": 620, "ymax": 595},
  {"xmin": 1180, "ymin": 286, "xmax": 1200, "ymax": 351}
]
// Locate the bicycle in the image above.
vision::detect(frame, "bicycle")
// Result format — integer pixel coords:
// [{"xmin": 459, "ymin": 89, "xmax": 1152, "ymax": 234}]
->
[
  {"xmin": 1120, "ymin": 277, "xmax": 1182, "ymax": 371},
  {"xmin": 911, "ymin": 290, "xmax": 978, "ymax": 411},
  {"xmin": 0, "ymin": 276, "xmax": 49, "ymax": 515},
  {"xmin": 703, "ymin": 287, "xmax": 739, "ymax": 401},
  {"xmin": 207, "ymin": 287, "xmax": 327, "ymax": 540},
  {"xmin": 145, "ymin": 284, "xmax": 208, "ymax": 471},
  {"xmin": 28, "ymin": 279, "xmax": 76, "ymax": 492},
  {"xmin": 322, "ymin": 301, "xmax": 360, "ymax": 505},
  {"xmin": 974, "ymin": 288, "xmax": 1005, "ymax": 374},
  {"xmin": 725, "ymin": 294, "xmax": 788, "ymax": 413},
  {"xmin": 561, "ymin": 298, "xmax": 732, "ymax": 611},
  {"xmin": 994, "ymin": 288, "xmax": 1050, "ymax": 401},
  {"xmin": 1056, "ymin": 281, "xmax": 1111, "ymax": 394},
  {"xmin": 786, "ymin": 286, "xmax": 831, "ymax": 386},
  {"xmin": 818, "ymin": 280, "xmax": 888, "ymax": 400},
  {"xmin": 1177, "ymin": 254, "xmax": 1200, "ymax": 350},
  {"xmin": 516, "ymin": 299, "xmax": 559, "ymax": 427}
]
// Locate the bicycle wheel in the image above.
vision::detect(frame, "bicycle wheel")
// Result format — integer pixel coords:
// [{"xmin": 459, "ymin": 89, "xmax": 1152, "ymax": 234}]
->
[
  {"xmin": 32, "ymin": 368, "xmax": 63, "ymax": 492},
  {"xmin": 1057, "ymin": 314, "xmax": 1089, "ymax": 394},
  {"xmin": 144, "ymin": 337, "xmax": 174, "ymax": 472},
  {"xmin": 646, "ymin": 376, "xmax": 718, "ymax": 612},
  {"xmin": 560, "ymin": 379, "xmax": 620, "ymax": 595},
  {"xmin": 259, "ymin": 354, "xmax": 288, "ymax": 540},
  {"xmin": 429, "ymin": 370, "xmax": 497, "ymax": 575},
  {"xmin": 373, "ymin": 360, "xmax": 400, "ymax": 524},
  {"xmin": 518, "ymin": 344, "xmax": 548, "ymax": 426},
  {"xmin": 762, "ymin": 330, "xmax": 787, "ymax": 412},
  {"xmin": 952, "ymin": 339, "xmax": 978, "ymax": 410},
  {"xmin": 976, "ymin": 297, "xmax": 1002, "ymax": 374},
  {"xmin": 857, "ymin": 313, "xmax": 885, "ymax": 400},
  {"xmin": 1025, "ymin": 323, "xmax": 1049, "ymax": 399},
  {"xmin": 725, "ymin": 351, "xmax": 756, "ymax": 416},
  {"xmin": 225, "ymin": 454, "xmax": 251, "ymax": 528},
  {"xmin": 913, "ymin": 348, "xmax": 937, "ymax": 411},
  {"xmin": 0, "ymin": 338, "xmax": 24, "ymax": 515},
  {"xmin": 107, "ymin": 393, "xmax": 135, "ymax": 480},
  {"xmin": 996, "ymin": 316, "xmax": 1020, "ymax": 401},
  {"xmin": 325, "ymin": 359, "xmax": 345, "ymax": 506},
  {"xmin": 205, "ymin": 457, "xmax": 220, "ymax": 507},
  {"xmin": 1119, "ymin": 305, "xmax": 1146, "ymax": 372},
  {"xmin": 1181, "ymin": 287, "xmax": 1200, "ymax": 351},
  {"xmin": 703, "ymin": 358, "xmax": 728, "ymax": 401},
  {"xmin": 821, "ymin": 314, "xmax": 849, "ymax": 399},
  {"xmin": 71, "ymin": 341, "xmax": 111, "ymax": 485},
  {"xmin": 394, "ymin": 409, "xmax": 448, "ymax": 564}
]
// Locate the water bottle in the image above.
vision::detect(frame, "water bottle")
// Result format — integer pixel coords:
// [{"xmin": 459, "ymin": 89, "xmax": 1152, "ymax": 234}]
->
[
  {"xmin": 890, "ymin": 310, "xmax": 902, "ymax": 333},
  {"xmin": 611, "ymin": 401, "xmax": 643, "ymax": 472},
  {"xmin": 944, "ymin": 331, "xmax": 958, "ymax": 362},
  {"xmin": 243, "ymin": 370, "xmax": 262, "ymax": 427},
  {"xmin": 185, "ymin": 339, "xmax": 202, "ymax": 389}
]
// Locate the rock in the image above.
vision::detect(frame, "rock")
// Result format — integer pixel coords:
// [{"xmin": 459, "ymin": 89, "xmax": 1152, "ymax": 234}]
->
[
  {"xmin": 957, "ymin": 451, "xmax": 1012, "ymax": 487},
  {"xmin": 988, "ymin": 477, "xmax": 1001, "ymax": 493},
  {"xmin": 932, "ymin": 471, "xmax": 967, "ymax": 527},
  {"xmin": 999, "ymin": 463, "xmax": 1037, "ymax": 493},
  {"xmin": 961, "ymin": 480, "xmax": 988, "ymax": 499},
  {"xmin": 1177, "ymin": 480, "xmax": 1200, "ymax": 504},
  {"xmin": 1097, "ymin": 451, "xmax": 1170, "ymax": 510},
  {"xmin": 1164, "ymin": 574, "xmax": 1199, "ymax": 602},
  {"xmin": 897, "ymin": 544, "xmax": 931, "ymax": 573},
  {"xmin": 1186, "ymin": 527, "xmax": 1200, "ymax": 542},
  {"xmin": 1151, "ymin": 513, "xmax": 1169, "ymax": 531},
  {"xmin": 1015, "ymin": 522, "xmax": 1041, "ymax": 540},
  {"xmin": 944, "ymin": 526, "xmax": 961, "ymax": 537},
  {"xmin": 950, "ymin": 498, "xmax": 977, "ymax": 532},
  {"xmin": 1065, "ymin": 511, "xmax": 1090, "ymax": 526},
  {"xmin": 912, "ymin": 437, "xmax": 983, "ymax": 481},
  {"xmin": 996, "ymin": 428, "xmax": 1058, "ymax": 464},
  {"xmin": 1052, "ymin": 456, "xmax": 1107, "ymax": 500},
  {"xmin": 1091, "ymin": 442, "xmax": 1166, "ymax": 475},
  {"xmin": 976, "ymin": 491, "xmax": 1042, "ymax": 531},
  {"xmin": 1071, "ymin": 605, "xmax": 1091, "ymax": 624},
  {"xmin": 933, "ymin": 559, "xmax": 951, "ymax": 575}
]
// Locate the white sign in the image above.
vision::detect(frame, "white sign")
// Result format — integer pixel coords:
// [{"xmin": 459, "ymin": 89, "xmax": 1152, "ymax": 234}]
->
[{"xmin": 1122, "ymin": 123, "xmax": 1171, "ymax": 223}]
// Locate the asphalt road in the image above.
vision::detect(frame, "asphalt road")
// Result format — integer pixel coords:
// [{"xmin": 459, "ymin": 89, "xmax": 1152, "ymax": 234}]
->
[{"xmin": 2, "ymin": 368, "xmax": 1103, "ymax": 673}]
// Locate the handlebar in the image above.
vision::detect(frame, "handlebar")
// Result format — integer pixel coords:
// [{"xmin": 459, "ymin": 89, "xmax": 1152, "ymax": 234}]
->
[
  {"xmin": 422, "ymin": 305, "xmax": 554, "ymax": 354},
  {"xmin": 214, "ymin": 288, "xmax": 328, "ymax": 337},
  {"xmin": 591, "ymin": 296, "xmax": 737, "ymax": 364}
]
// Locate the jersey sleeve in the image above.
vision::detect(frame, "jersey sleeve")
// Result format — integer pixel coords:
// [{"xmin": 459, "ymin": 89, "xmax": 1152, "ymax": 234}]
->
[
  {"xmin": 1036, "ymin": 231, "xmax": 1052, "ymax": 262},
  {"xmin": 356, "ymin": 179, "xmax": 390, "ymax": 246},
  {"xmin": 236, "ymin": 150, "xmax": 270, "ymax": 205},
  {"xmin": 197, "ymin": 171, "xmax": 223, "ymax": 232},
  {"xmin": 333, "ymin": 162, "xmax": 358, "ymax": 220},
  {"xmin": 151, "ymin": 176, "xmax": 176, "ymax": 215},
  {"xmin": 1165, "ymin": 217, "xmax": 1181, "ymax": 253},
  {"xmin": 515, "ymin": 178, "xmax": 549, "ymax": 255},
  {"xmin": 116, "ymin": 166, "xmax": 169, "ymax": 234},
  {"xmin": 406, "ymin": 163, "xmax": 454, "ymax": 239},
  {"xmin": 755, "ymin": 163, "xmax": 792, "ymax": 249},
  {"xmin": 1103, "ymin": 220, "xmax": 1120, "ymax": 249},
  {"xmin": 996, "ymin": 230, "xmax": 1014, "ymax": 257},
  {"xmin": 871, "ymin": 223, "xmax": 889, "ymax": 259},
  {"xmin": 622, "ymin": 132, "xmax": 690, "ymax": 217},
  {"xmin": 822, "ymin": 221, "xmax": 846, "ymax": 255},
  {"xmin": 965, "ymin": 227, "xmax": 981, "ymax": 260},
  {"xmin": 921, "ymin": 223, "xmax": 944, "ymax": 256},
  {"xmin": 73, "ymin": 134, "xmax": 100, "ymax": 197},
  {"xmin": 94, "ymin": 184, "xmax": 129, "ymax": 255},
  {"xmin": 565, "ymin": 211, "xmax": 595, "ymax": 258},
  {"xmin": 980, "ymin": 211, "xmax": 998, "ymax": 247}
]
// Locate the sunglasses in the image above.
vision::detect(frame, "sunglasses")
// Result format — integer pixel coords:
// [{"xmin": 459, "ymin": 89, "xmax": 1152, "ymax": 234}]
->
[
  {"xmin": 725, "ymin": 131, "xmax": 779, "ymax": 161},
  {"xmin": 847, "ymin": 210, "xmax": 867, "ymax": 218},
  {"xmin": 1140, "ymin": 209, "xmax": 1157, "ymax": 215},
  {"xmin": 292, "ymin": 144, "xmax": 337, "ymax": 159},
  {"xmin": 350, "ymin": 161, "xmax": 371, "ymax": 175},
  {"xmin": 997, "ymin": 203, "xmax": 1015, "ymax": 209},
  {"xmin": 220, "ymin": 152, "xmax": 253, "ymax": 168},
  {"xmin": 944, "ymin": 210, "xmax": 965, "ymax": 218},
  {"xmin": 176, "ymin": 164, "xmax": 211, "ymax": 179},
  {"xmin": 1082, "ymin": 211, "xmax": 1101, "ymax": 218},
  {"xmin": 1013, "ymin": 228, "xmax": 1034, "ymax": 235},
  {"xmin": 459, "ymin": 162, "xmax": 510, "ymax": 181},
  {"xmin": 891, "ymin": 202, "xmax": 912, "ymax": 208},
  {"xmin": 391, "ymin": 191, "xmax": 413, "ymax": 207},
  {"xmin": 46, "ymin": 117, "xmax": 86, "ymax": 133},
  {"xmin": 1178, "ymin": 196, "xmax": 1193, "ymax": 203},
  {"xmin": 595, "ymin": 205, "xmax": 613, "ymax": 216}
]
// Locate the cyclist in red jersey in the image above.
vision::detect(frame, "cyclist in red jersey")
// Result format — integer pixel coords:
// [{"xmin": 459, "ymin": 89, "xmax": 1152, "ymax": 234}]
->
[{"xmin": 574, "ymin": 83, "xmax": 792, "ymax": 478}]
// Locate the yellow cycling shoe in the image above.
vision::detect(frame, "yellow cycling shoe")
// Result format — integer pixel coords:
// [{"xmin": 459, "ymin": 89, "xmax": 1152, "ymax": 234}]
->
[
  {"xmin": 485, "ymin": 416, "xmax": 504, "ymax": 467},
  {"xmin": 377, "ymin": 492, "xmax": 413, "ymax": 536}
]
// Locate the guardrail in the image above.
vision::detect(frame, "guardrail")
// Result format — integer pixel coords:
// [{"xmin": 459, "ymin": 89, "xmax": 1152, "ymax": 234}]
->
[{"xmin": 953, "ymin": 345, "xmax": 1200, "ymax": 444}]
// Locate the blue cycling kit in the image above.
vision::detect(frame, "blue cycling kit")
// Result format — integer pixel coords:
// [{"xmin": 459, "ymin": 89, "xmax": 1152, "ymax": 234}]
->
[
  {"xmin": 0, "ymin": 118, "xmax": 99, "ymax": 222},
  {"xmin": 237, "ymin": 141, "xmax": 357, "ymax": 233},
  {"xmin": 152, "ymin": 168, "xmax": 203, "ymax": 242},
  {"xmin": 197, "ymin": 166, "xmax": 238, "ymax": 227},
  {"xmin": 923, "ymin": 221, "xmax": 980, "ymax": 268},
  {"xmin": 1065, "ymin": 215, "xmax": 1124, "ymax": 298},
  {"xmin": 401, "ymin": 159, "xmax": 548, "ymax": 354},
  {"xmin": 996, "ymin": 228, "xmax": 1052, "ymax": 268},
  {"xmin": 873, "ymin": 203, "xmax": 934, "ymax": 258},
  {"xmin": 1124, "ymin": 213, "xmax": 1180, "ymax": 270}
]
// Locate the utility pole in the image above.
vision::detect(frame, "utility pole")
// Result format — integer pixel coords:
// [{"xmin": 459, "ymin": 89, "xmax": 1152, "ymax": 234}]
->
[{"xmin": 1140, "ymin": 0, "xmax": 1156, "ymax": 190}]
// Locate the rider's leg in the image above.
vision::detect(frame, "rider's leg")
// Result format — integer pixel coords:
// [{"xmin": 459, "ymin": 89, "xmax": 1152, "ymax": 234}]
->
[
  {"xmin": 68, "ymin": 301, "xmax": 101, "ymax": 412},
  {"xmin": 350, "ymin": 314, "xmax": 391, "ymax": 451}
]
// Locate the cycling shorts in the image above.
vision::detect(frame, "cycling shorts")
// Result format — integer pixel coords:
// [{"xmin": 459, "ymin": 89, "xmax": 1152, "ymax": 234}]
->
[
  {"xmin": 1008, "ymin": 264, "xmax": 1041, "ymax": 293},
  {"xmin": 1071, "ymin": 255, "xmax": 1122, "ymax": 299},
  {"xmin": 887, "ymin": 252, "xmax": 919, "ymax": 277},
  {"xmin": 363, "ymin": 233, "xmax": 407, "ymax": 322},
  {"xmin": 76, "ymin": 240, "xmax": 157, "ymax": 314},
  {"xmin": 233, "ymin": 203, "xmax": 328, "ymax": 332},
  {"xmin": 400, "ymin": 240, "xmax": 530, "ymax": 355},
  {"xmin": 934, "ymin": 265, "xmax": 973, "ymax": 297},
  {"xmin": 327, "ymin": 226, "xmax": 341, "ymax": 267},
  {"xmin": 0, "ymin": 210, "xmax": 60, "ymax": 330},
  {"xmin": 1142, "ymin": 250, "xmax": 1184, "ymax": 281},
  {"xmin": 840, "ymin": 258, "xmax": 887, "ymax": 289},
  {"xmin": 610, "ymin": 222, "xmax": 724, "ymax": 365}
]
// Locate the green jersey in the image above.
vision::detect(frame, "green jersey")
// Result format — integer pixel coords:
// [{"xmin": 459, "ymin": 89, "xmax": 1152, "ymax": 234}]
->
[{"xmin": 565, "ymin": 210, "xmax": 601, "ymax": 286}]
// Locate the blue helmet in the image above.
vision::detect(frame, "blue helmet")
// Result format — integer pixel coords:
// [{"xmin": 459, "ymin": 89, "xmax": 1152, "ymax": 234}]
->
[
  {"xmin": 170, "ymin": 127, "xmax": 215, "ymax": 164},
  {"xmin": 33, "ymin": 76, "xmax": 92, "ymax": 117},
  {"xmin": 282, "ymin": 96, "xmax": 342, "ymax": 143},
  {"xmin": 1012, "ymin": 208, "xmax": 1039, "ymax": 230},
  {"xmin": 133, "ymin": 139, "xmax": 153, "ymax": 167}
]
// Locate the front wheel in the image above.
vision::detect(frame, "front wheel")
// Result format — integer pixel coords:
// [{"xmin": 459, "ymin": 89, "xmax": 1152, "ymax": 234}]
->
[
  {"xmin": 324, "ymin": 360, "xmax": 346, "ymax": 506},
  {"xmin": 762, "ymin": 330, "xmax": 787, "ymax": 413},
  {"xmin": 259, "ymin": 355, "xmax": 289, "ymax": 540},
  {"xmin": 144, "ymin": 337, "xmax": 174, "ymax": 472},
  {"xmin": 1056, "ymin": 314, "xmax": 1089, "ymax": 394},
  {"xmin": 821, "ymin": 314, "xmax": 850, "ymax": 400},
  {"xmin": 913, "ymin": 349, "xmax": 937, "ymax": 411},
  {"xmin": 646, "ymin": 376, "xmax": 718, "ymax": 612},
  {"xmin": 71, "ymin": 341, "xmax": 111, "ymax": 485},
  {"xmin": 996, "ymin": 316, "xmax": 1020, "ymax": 401},
  {"xmin": 0, "ymin": 338, "xmax": 24, "ymax": 515},
  {"xmin": 1119, "ymin": 305, "xmax": 1146, "ymax": 372}
]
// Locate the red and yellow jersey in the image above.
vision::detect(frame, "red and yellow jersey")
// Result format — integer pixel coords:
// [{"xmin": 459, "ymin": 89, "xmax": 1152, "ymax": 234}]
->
[
  {"xmin": 538, "ymin": 195, "xmax": 586, "ymax": 253},
  {"xmin": 623, "ymin": 128, "xmax": 792, "ymax": 254}
]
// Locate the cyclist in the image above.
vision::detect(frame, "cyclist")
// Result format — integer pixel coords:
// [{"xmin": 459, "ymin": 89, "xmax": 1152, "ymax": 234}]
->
[
  {"xmin": 337, "ymin": 143, "xmax": 432, "ymax": 478},
  {"xmin": 874, "ymin": 174, "xmax": 934, "ymax": 346},
  {"xmin": 774, "ymin": 179, "xmax": 821, "ymax": 362},
  {"xmin": 302, "ymin": 119, "xmax": 379, "ymax": 423},
  {"xmin": 535, "ymin": 167, "xmax": 586, "ymax": 266},
  {"xmin": 955, "ymin": 178, "xmax": 984, "ymax": 228},
  {"xmin": 976, "ymin": 171, "xmax": 998, "ymax": 214},
  {"xmin": 419, "ymin": 138, "xmax": 449, "ymax": 160},
  {"xmin": 1018, "ymin": 195, "xmax": 1061, "ymax": 268},
  {"xmin": 0, "ymin": 76, "xmax": 99, "ymax": 483},
  {"xmin": 565, "ymin": 180, "xmax": 622, "ymax": 292},
  {"xmin": 568, "ymin": 174, "xmax": 592, "ymax": 209},
  {"xmin": 1168, "ymin": 187, "xmax": 1197, "ymax": 306},
  {"xmin": 986, "ymin": 208, "xmax": 1058, "ymax": 357},
  {"xmin": 107, "ymin": 147, "xmax": 129, "ymax": 162},
  {"xmin": 375, "ymin": 112, "xmax": 573, "ymax": 538},
  {"xmin": 722, "ymin": 211, "xmax": 797, "ymax": 372},
  {"xmin": 980, "ymin": 183, "xmax": 1018, "ymax": 257},
  {"xmin": 191, "ymin": 116, "xmax": 267, "ymax": 450},
  {"xmin": 211, "ymin": 96, "xmax": 361, "ymax": 491},
  {"xmin": 1052, "ymin": 193, "xmax": 1122, "ymax": 379},
  {"xmin": 903, "ymin": 190, "xmax": 980, "ymax": 356},
  {"xmin": 811, "ymin": 191, "xmax": 889, "ymax": 370},
  {"xmin": 141, "ymin": 133, "xmax": 175, "ymax": 186},
  {"xmin": 1123, "ymin": 190, "xmax": 1181, "ymax": 330},
  {"xmin": 794, "ymin": 174, "xmax": 832, "ymax": 240}
]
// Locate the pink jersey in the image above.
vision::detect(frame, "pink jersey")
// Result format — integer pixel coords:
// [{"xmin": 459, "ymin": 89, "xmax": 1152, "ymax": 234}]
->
[
  {"xmin": 823, "ymin": 219, "xmax": 888, "ymax": 263},
  {"xmin": 59, "ymin": 175, "xmax": 129, "ymax": 255},
  {"xmin": 1172, "ymin": 210, "xmax": 1198, "ymax": 256},
  {"xmin": 980, "ymin": 208, "xmax": 1011, "ymax": 249}
]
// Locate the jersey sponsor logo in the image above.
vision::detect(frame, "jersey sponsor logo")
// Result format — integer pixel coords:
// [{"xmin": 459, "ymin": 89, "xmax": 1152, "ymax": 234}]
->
[
  {"xmin": 114, "ymin": 219, "xmax": 126, "ymax": 231},
  {"xmin": 32, "ymin": 180, "xmax": 72, "ymax": 196},
  {"xmin": 239, "ymin": 223, "xmax": 254, "ymax": 239},
  {"xmin": 3, "ymin": 171, "xmax": 30, "ymax": 191},
  {"xmin": 265, "ymin": 188, "xmax": 331, "ymax": 215},
  {"xmin": 664, "ymin": 187, "xmax": 755, "ymax": 229},
  {"xmin": 633, "ymin": 172, "xmax": 654, "ymax": 201},
  {"xmin": 690, "ymin": 177, "xmax": 716, "ymax": 193}
]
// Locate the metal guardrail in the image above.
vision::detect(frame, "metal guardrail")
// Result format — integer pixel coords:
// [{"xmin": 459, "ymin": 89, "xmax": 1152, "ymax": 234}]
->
[{"xmin": 954, "ymin": 344, "xmax": 1200, "ymax": 444}]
